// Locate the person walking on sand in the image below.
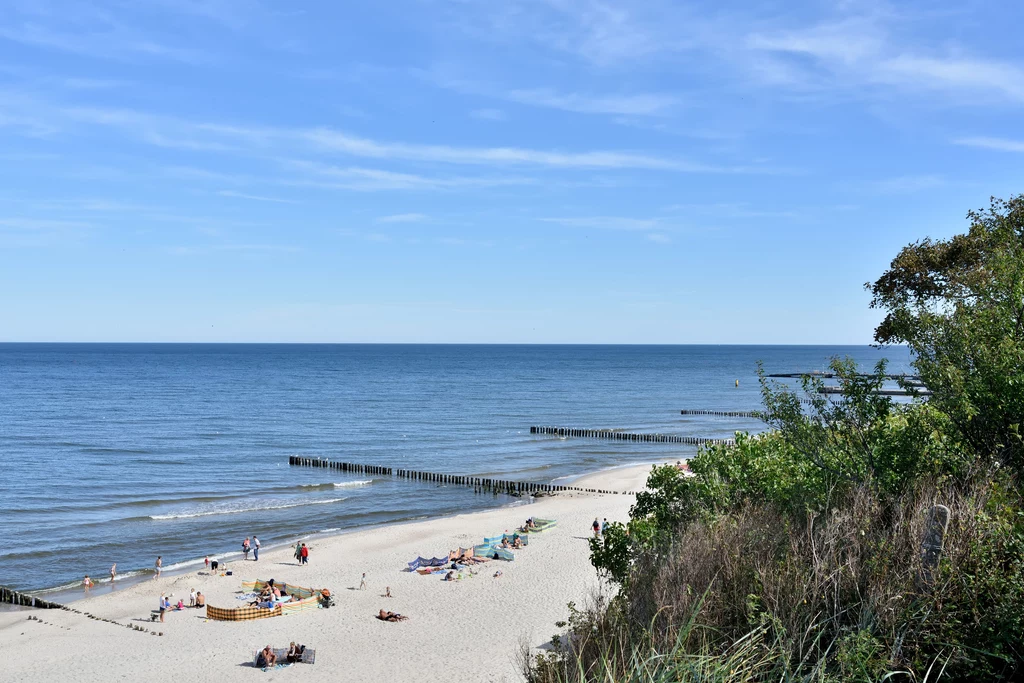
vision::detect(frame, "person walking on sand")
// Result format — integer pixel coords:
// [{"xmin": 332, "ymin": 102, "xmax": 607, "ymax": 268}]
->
[
  {"xmin": 242, "ymin": 537, "xmax": 251, "ymax": 560},
  {"xmin": 252, "ymin": 536, "xmax": 260, "ymax": 562},
  {"xmin": 592, "ymin": 518, "xmax": 600, "ymax": 537},
  {"xmin": 359, "ymin": 573, "xmax": 367, "ymax": 590},
  {"xmin": 300, "ymin": 543, "xmax": 309, "ymax": 565},
  {"xmin": 294, "ymin": 542, "xmax": 302, "ymax": 564},
  {"xmin": 602, "ymin": 518, "xmax": 609, "ymax": 535},
  {"xmin": 204, "ymin": 556, "xmax": 209, "ymax": 570},
  {"xmin": 154, "ymin": 556, "xmax": 162, "ymax": 579},
  {"xmin": 110, "ymin": 563, "xmax": 117, "ymax": 582}
]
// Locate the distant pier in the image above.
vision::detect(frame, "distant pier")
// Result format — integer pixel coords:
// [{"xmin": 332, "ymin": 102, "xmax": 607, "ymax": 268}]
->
[
  {"xmin": 287, "ymin": 456, "xmax": 636, "ymax": 495},
  {"xmin": 530, "ymin": 425, "xmax": 734, "ymax": 446}
]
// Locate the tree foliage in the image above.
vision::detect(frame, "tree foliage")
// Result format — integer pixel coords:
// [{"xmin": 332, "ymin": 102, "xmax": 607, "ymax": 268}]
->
[{"xmin": 868, "ymin": 194, "xmax": 1024, "ymax": 472}]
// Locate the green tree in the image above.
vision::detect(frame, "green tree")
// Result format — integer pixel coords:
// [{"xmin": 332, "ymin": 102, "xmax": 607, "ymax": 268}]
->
[{"xmin": 868, "ymin": 195, "xmax": 1024, "ymax": 472}]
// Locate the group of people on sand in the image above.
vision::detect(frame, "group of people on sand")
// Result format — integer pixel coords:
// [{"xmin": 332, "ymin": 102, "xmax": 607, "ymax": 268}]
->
[
  {"xmin": 251, "ymin": 580, "xmax": 288, "ymax": 608},
  {"xmin": 256, "ymin": 642, "xmax": 307, "ymax": 669},
  {"xmin": 294, "ymin": 542, "xmax": 310, "ymax": 564},
  {"xmin": 242, "ymin": 536, "xmax": 262, "ymax": 561}
]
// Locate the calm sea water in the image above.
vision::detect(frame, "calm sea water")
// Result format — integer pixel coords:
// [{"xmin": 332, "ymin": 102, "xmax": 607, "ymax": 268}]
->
[{"xmin": 0, "ymin": 344, "xmax": 911, "ymax": 592}]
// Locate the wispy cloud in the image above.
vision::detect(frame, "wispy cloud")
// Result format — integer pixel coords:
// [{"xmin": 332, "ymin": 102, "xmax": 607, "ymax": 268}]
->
[
  {"xmin": 646, "ymin": 233, "xmax": 671, "ymax": 244},
  {"xmin": 747, "ymin": 16, "xmax": 1024, "ymax": 104},
  {"xmin": 217, "ymin": 190, "xmax": 298, "ymax": 204},
  {"xmin": 505, "ymin": 88, "xmax": 678, "ymax": 116},
  {"xmin": 954, "ymin": 136, "xmax": 1024, "ymax": 153},
  {"xmin": 376, "ymin": 213, "xmax": 427, "ymax": 223},
  {"xmin": 541, "ymin": 216, "xmax": 663, "ymax": 231},
  {"xmin": 470, "ymin": 108, "xmax": 506, "ymax": 121}
]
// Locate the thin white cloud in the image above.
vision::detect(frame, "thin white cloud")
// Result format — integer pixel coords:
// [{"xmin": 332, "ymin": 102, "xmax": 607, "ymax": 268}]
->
[
  {"xmin": 747, "ymin": 17, "xmax": 1024, "ymax": 104},
  {"xmin": 505, "ymin": 88, "xmax": 677, "ymax": 115},
  {"xmin": 954, "ymin": 137, "xmax": 1024, "ymax": 153},
  {"xmin": 470, "ymin": 108, "xmax": 506, "ymax": 121},
  {"xmin": 217, "ymin": 190, "xmax": 298, "ymax": 204},
  {"xmin": 646, "ymin": 233, "xmax": 671, "ymax": 244},
  {"xmin": 541, "ymin": 216, "xmax": 663, "ymax": 231},
  {"xmin": 376, "ymin": 213, "xmax": 427, "ymax": 223}
]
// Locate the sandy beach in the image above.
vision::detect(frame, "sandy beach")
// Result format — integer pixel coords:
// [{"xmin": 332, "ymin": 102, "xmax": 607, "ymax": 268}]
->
[{"xmin": 0, "ymin": 464, "xmax": 653, "ymax": 682}]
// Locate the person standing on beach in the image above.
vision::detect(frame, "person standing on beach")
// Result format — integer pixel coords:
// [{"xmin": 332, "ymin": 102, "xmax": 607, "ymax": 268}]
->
[
  {"xmin": 110, "ymin": 563, "xmax": 116, "ymax": 582},
  {"xmin": 243, "ymin": 537, "xmax": 251, "ymax": 560},
  {"xmin": 159, "ymin": 595, "xmax": 167, "ymax": 622},
  {"xmin": 154, "ymin": 556, "xmax": 162, "ymax": 579},
  {"xmin": 252, "ymin": 536, "xmax": 260, "ymax": 561},
  {"xmin": 300, "ymin": 543, "xmax": 309, "ymax": 565},
  {"xmin": 359, "ymin": 573, "xmax": 366, "ymax": 590},
  {"xmin": 592, "ymin": 518, "xmax": 600, "ymax": 537},
  {"xmin": 602, "ymin": 518, "xmax": 609, "ymax": 535},
  {"xmin": 294, "ymin": 542, "xmax": 302, "ymax": 564}
]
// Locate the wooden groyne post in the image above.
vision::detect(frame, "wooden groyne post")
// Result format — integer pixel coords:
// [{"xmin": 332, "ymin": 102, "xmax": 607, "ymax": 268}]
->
[
  {"xmin": 680, "ymin": 409, "xmax": 761, "ymax": 419},
  {"xmin": 529, "ymin": 426, "xmax": 734, "ymax": 447},
  {"xmin": 0, "ymin": 586, "xmax": 64, "ymax": 609},
  {"xmin": 286, "ymin": 456, "xmax": 636, "ymax": 495}
]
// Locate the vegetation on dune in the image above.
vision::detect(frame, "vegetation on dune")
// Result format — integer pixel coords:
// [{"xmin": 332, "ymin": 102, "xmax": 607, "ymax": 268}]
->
[{"xmin": 526, "ymin": 196, "xmax": 1024, "ymax": 682}]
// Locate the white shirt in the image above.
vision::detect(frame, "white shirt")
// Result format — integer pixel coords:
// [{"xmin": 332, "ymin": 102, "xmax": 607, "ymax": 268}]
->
[{"xmin": 253, "ymin": 537, "xmax": 260, "ymax": 548}]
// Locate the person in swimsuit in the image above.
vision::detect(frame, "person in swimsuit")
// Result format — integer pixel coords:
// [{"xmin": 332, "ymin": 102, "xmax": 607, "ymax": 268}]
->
[
  {"xmin": 377, "ymin": 610, "xmax": 407, "ymax": 621},
  {"xmin": 195, "ymin": 592, "xmax": 205, "ymax": 608},
  {"xmin": 154, "ymin": 556, "xmax": 162, "ymax": 579},
  {"xmin": 257, "ymin": 645, "xmax": 276, "ymax": 669},
  {"xmin": 110, "ymin": 564, "xmax": 116, "ymax": 582},
  {"xmin": 82, "ymin": 576, "xmax": 94, "ymax": 589}
]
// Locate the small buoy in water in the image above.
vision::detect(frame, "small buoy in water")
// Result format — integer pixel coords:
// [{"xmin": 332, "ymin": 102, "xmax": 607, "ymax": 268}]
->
[{"xmin": 735, "ymin": 379, "xmax": 739, "ymax": 387}]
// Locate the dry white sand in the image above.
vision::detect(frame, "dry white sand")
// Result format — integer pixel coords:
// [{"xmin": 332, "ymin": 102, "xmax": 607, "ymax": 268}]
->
[{"xmin": 0, "ymin": 464, "xmax": 655, "ymax": 682}]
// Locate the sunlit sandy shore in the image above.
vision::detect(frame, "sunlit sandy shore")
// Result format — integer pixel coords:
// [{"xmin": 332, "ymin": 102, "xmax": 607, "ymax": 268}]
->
[{"xmin": 0, "ymin": 463, "xmax": 654, "ymax": 682}]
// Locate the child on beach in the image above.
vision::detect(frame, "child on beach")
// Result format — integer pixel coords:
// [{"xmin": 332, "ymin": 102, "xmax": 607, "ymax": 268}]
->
[
  {"xmin": 189, "ymin": 588, "xmax": 196, "ymax": 607},
  {"xmin": 359, "ymin": 573, "xmax": 366, "ymax": 590},
  {"xmin": 83, "ymin": 576, "xmax": 93, "ymax": 589}
]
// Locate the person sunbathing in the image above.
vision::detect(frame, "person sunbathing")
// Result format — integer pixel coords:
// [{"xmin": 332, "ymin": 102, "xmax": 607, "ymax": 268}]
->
[
  {"xmin": 377, "ymin": 610, "xmax": 407, "ymax": 621},
  {"xmin": 286, "ymin": 642, "xmax": 305, "ymax": 663},
  {"xmin": 257, "ymin": 645, "xmax": 277, "ymax": 669},
  {"xmin": 195, "ymin": 592, "xmax": 205, "ymax": 608},
  {"xmin": 500, "ymin": 538, "xmax": 510, "ymax": 549},
  {"xmin": 512, "ymin": 538, "xmax": 523, "ymax": 549}
]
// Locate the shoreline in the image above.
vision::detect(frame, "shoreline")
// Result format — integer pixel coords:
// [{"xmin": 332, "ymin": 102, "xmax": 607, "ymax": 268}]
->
[
  {"xmin": 2, "ymin": 463, "xmax": 657, "ymax": 682},
  {"xmin": 18, "ymin": 460, "xmax": 662, "ymax": 608}
]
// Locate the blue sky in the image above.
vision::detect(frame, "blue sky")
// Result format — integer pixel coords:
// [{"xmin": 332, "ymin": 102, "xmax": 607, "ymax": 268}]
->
[{"xmin": 1, "ymin": 0, "xmax": 1022, "ymax": 343}]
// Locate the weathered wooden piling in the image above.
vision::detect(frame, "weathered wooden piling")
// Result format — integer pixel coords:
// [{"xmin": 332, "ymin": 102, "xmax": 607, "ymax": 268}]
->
[
  {"xmin": 288, "ymin": 458, "xmax": 634, "ymax": 496},
  {"xmin": 680, "ymin": 409, "xmax": 762, "ymax": 418},
  {"xmin": 530, "ymin": 425, "xmax": 734, "ymax": 446}
]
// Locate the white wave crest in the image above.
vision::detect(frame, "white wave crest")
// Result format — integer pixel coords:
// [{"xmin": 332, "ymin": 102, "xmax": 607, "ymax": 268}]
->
[
  {"xmin": 333, "ymin": 480, "xmax": 372, "ymax": 488},
  {"xmin": 149, "ymin": 497, "xmax": 345, "ymax": 520}
]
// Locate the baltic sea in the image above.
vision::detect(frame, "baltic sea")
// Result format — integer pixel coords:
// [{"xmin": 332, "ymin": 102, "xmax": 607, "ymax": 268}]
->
[{"xmin": 0, "ymin": 344, "xmax": 911, "ymax": 592}]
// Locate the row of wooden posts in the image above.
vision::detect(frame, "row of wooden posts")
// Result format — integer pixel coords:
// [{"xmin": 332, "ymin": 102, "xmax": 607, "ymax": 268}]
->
[
  {"xmin": 286, "ymin": 456, "xmax": 634, "ymax": 495},
  {"xmin": 531, "ymin": 426, "xmax": 735, "ymax": 446},
  {"xmin": 1, "ymin": 586, "xmax": 63, "ymax": 609},
  {"xmin": 680, "ymin": 409, "xmax": 761, "ymax": 418}
]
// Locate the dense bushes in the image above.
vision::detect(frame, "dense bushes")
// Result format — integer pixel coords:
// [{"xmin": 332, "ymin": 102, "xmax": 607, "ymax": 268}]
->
[
  {"xmin": 528, "ymin": 198, "xmax": 1024, "ymax": 682},
  {"xmin": 532, "ymin": 474, "xmax": 1023, "ymax": 681}
]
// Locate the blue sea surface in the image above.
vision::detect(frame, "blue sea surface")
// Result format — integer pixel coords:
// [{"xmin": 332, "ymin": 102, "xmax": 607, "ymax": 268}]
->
[{"xmin": 0, "ymin": 344, "xmax": 911, "ymax": 591}]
